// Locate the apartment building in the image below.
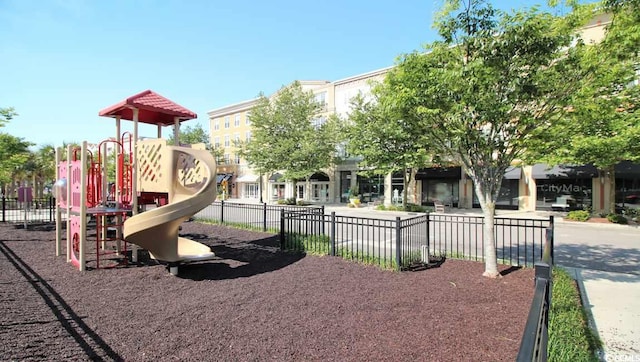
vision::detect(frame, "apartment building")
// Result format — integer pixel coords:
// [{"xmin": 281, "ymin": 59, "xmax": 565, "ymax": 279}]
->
[{"xmin": 207, "ymin": 14, "xmax": 639, "ymax": 212}]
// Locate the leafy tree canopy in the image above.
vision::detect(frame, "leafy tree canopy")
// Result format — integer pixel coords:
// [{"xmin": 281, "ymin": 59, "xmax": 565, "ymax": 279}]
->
[
  {"xmin": 239, "ymin": 81, "xmax": 343, "ymax": 181},
  {"xmin": 380, "ymin": 0, "xmax": 589, "ymax": 276}
]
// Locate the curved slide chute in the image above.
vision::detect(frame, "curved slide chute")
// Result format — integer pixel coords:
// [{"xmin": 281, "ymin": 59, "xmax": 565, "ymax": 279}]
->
[{"xmin": 123, "ymin": 146, "xmax": 216, "ymax": 267}]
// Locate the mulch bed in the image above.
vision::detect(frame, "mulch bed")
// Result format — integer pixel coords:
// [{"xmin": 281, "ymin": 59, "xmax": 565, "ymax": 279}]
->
[{"xmin": 0, "ymin": 221, "xmax": 534, "ymax": 361}]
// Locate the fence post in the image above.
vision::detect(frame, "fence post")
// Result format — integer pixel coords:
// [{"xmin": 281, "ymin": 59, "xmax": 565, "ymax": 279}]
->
[
  {"xmin": 426, "ymin": 213, "xmax": 430, "ymax": 260},
  {"xmin": 262, "ymin": 202, "xmax": 267, "ymax": 232},
  {"xmin": 220, "ymin": 200, "xmax": 225, "ymax": 224},
  {"xmin": 321, "ymin": 205, "xmax": 326, "ymax": 235},
  {"xmin": 2, "ymin": 196, "xmax": 5, "ymax": 222},
  {"xmin": 50, "ymin": 197, "xmax": 54, "ymax": 222},
  {"xmin": 330, "ymin": 212, "xmax": 336, "ymax": 256},
  {"xmin": 279, "ymin": 209, "xmax": 285, "ymax": 250},
  {"xmin": 395, "ymin": 216, "xmax": 401, "ymax": 271},
  {"xmin": 548, "ymin": 216, "xmax": 554, "ymax": 265}
]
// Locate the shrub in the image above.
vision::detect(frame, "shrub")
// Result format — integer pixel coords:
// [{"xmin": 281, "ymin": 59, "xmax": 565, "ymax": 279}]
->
[
  {"xmin": 375, "ymin": 204, "xmax": 387, "ymax": 211},
  {"xmin": 296, "ymin": 200, "xmax": 311, "ymax": 206},
  {"xmin": 405, "ymin": 203, "xmax": 427, "ymax": 212},
  {"xmin": 548, "ymin": 268, "xmax": 601, "ymax": 361},
  {"xmin": 565, "ymin": 210, "xmax": 590, "ymax": 222},
  {"xmin": 606, "ymin": 213, "xmax": 628, "ymax": 224}
]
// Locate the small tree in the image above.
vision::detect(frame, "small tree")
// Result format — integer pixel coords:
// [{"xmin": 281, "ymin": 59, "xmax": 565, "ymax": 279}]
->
[
  {"xmin": 239, "ymin": 82, "xmax": 343, "ymax": 199},
  {"xmin": 347, "ymin": 92, "xmax": 430, "ymax": 205},
  {"xmin": 384, "ymin": 0, "xmax": 587, "ymax": 277},
  {"xmin": 0, "ymin": 133, "xmax": 33, "ymax": 195}
]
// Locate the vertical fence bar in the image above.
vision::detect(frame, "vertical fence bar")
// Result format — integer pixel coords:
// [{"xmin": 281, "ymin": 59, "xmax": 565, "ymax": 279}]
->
[
  {"xmin": 262, "ymin": 202, "xmax": 267, "ymax": 232},
  {"xmin": 330, "ymin": 212, "xmax": 336, "ymax": 256},
  {"xmin": 1, "ymin": 196, "xmax": 5, "ymax": 222},
  {"xmin": 548, "ymin": 216, "xmax": 554, "ymax": 265},
  {"xmin": 395, "ymin": 217, "xmax": 401, "ymax": 271},
  {"xmin": 220, "ymin": 200, "xmax": 225, "ymax": 224},
  {"xmin": 49, "ymin": 197, "xmax": 54, "ymax": 222},
  {"xmin": 279, "ymin": 209, "xmax": 285, "ymax": 249}
]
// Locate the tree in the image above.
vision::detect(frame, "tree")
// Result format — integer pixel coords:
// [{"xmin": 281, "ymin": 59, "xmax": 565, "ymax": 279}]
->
[
  {"xmin": 0, "ymin": 107, "xmax": 17, "ymax": 128},
  {"xmin": 382, "ymin": 0, "xmax": 586, "ymax": 277},
  {"xmin": 239, "ymin": 82, "xmax": 343, "ymax": 198},
  {"xmin": 525, "ymin": 2, "xmax": 640, "ymax": 213},
  {"xmin": 347, "ymin": 92, "xmax": 430, "ymax": 205},
  {"xmin": 0, "ymin": 133, "xmax": 33, "ymax": 195},
  {"xmin": 167, "ymin": 122, "xmax": 224, "ymax": 166}
]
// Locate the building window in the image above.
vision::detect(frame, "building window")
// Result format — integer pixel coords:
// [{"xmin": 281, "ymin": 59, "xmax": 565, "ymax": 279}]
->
[
  {"xmin": 224, "ymin": 116, "xmax": 230, "ymax": 128},
  {"xmin": 245, "ymin": 131, "xmax": 252, "ymax": 141},
  {"xmin": 234, "ymin": 154, "xmax": 241, "ymax": 164},
  {"xmin": 214, "ymin": 119, "xmax": 220, "ymax": 130},
  {"xmin": 234, "ymin": 115, "xmax": 240, "ymax": 127},
  {"xmin": 214, "ymin": 137, "xmax": 220, "ymax": 148},
  {"xmin": 223, "ymin": 153, "xmax": 230, "ymax": 164},
  {"xmin": 224, "ymin": 135, "xmax": 230, "ymax": 147},
  {"xmin": 234, "ymin": 133, "xmax": 240, "ymax": 144},
  {"xmin": 311, "ymin": 117, "xmax": 326, "ymax": 129},
  {"xmin": 244, "ymin": 183, "xmax": 259, "ymax": 199},
  {"xmin": 315, "ymin": 91, "xmax": 327, "ymax": 110},
  {"xmin": 245, "ymin": 112, "xmax": 251, "ymax": 125}
]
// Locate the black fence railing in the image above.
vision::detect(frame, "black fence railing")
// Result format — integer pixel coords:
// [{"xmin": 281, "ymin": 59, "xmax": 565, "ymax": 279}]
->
[
  {"xmin": 429, "ymin": 215, "xmax": 554, "ymax": 267},
  {"xmin": 194, "ymin": 201, "xmax": 324, "ymax": 232},
  {"xmin": 517, "ymin": 227, "xmax": 554, "ymax": 361},
  {"xmin": 280, "ymin": 212, "xmax": 554, "ymax": 271},
  {"xmin": 280, "ymin": 211, "xmax": 427, "ymax": 270},
  {"xmin": 1, "ymin": 196, "xmax": 55, "ymax": 224}
]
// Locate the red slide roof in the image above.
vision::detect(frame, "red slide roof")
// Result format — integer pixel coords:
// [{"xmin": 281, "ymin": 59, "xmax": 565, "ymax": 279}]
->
[{"xmin": 99, "ymin": 90, "xmax": 197, "ymax": 125}]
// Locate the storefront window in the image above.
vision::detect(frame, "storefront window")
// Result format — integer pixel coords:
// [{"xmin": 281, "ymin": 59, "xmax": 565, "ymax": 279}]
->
[
  {"xmin": 271, "ymin": 183, "xmax": 285, "ymax": 201},
  {"xmin": 356, "ymin": 174, "xmax": 384, "ymax": 203},
  {"xmin": 423, "ymin": 180, "xmax": 459, "ymax": 207},
  {"xmin": 472, "ymin": 179, "xmax": 519, "ymax": 210},
  {"xmin": 340, "ymin": 171, "xmax": 351, "ymax": 203},
  {"xmin": 616, "ymin": 178, "xmax": 640, "ymax": 208},
  {"xmin": 536, "ymin": 179, "xmax": 592, "ymax": 210}
]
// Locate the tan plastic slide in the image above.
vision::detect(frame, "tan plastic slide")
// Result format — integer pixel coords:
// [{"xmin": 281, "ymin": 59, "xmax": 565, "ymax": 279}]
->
[{"xmin": 123, "ymin": 146, "xmax": 217, "ymax": 264}]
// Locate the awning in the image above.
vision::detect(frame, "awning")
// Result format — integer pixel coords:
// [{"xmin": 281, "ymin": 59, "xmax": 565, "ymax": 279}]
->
[
  {"xmin": 415, "ymin": 167, "xmax": 462, "ymax": 180},
  {"xmin": 269, "ymin": 172, "xmax": 284, "ymax": 182},
  {"xmin": 503, "ymin": 166, "xmax": 522, "ymax": 180},
  {"xmin": 532, "ymin": 164, "xmax": 598, "ymax": 179},
  {"xmin": 216, "ymin": 174, "xmax": 233, "ymax": 184},
  {"xmin": 309, "ymin": 172, "xmax": 330, "ymax": 182},
  {"xmin": 236, "ymin": 174, "xmax": 259, "ymax": 183},
  {"xmin": 615, "ymin": 161, "xmax": 640, "ymax": 178}
]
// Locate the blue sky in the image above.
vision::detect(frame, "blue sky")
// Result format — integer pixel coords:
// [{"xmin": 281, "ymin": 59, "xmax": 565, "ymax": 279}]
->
[{"xmin": 1, "ymin": 0, "xmax": 572, "ymax": 147}]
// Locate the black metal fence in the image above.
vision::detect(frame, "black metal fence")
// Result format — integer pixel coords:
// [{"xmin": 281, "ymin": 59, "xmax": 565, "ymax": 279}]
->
[
  {"xmin": 1, "ymin": 197, "xmax": 55, "ymax": 223},
  {"xmin": 194, "ymin": 201, "xmax": 324, "ymax": 232},
  {"xmin": 280, "ymin": 212, "xmax": 554, "ymax": 271},
  {"xmin": 517, "ymin": 228, "xmax": 554, "ymax": 361},
  {"xmin": 429, "ymin": 214, "xmax": 554, "ymax": 268},
  {"xmin": 280, "ymin": 211, "xmax": 428, "ymax": 270}
]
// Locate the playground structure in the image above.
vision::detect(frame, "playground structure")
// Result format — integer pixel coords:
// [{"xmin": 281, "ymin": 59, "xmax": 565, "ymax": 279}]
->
[{"xmin": 54, "ymin": 90, "xmax": 217, "ymax": 275}]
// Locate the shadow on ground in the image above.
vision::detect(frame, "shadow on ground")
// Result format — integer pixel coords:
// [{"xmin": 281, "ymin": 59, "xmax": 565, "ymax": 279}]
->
[
  {"xmin": 174, "ymin": 234, "xmax": 305, "ymax": 281},
  {"xmin": 555, "ymin": 242, "xmax": 640, "ymax": 276}
]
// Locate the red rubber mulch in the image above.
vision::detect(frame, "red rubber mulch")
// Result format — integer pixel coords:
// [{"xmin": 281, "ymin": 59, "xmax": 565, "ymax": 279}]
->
[{"xmin": 0, "ymin": 221, "xmax": 534, "ymax": 361}]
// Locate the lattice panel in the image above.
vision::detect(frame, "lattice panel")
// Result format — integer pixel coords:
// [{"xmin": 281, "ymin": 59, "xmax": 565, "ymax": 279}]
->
[
  {"xmin": 70, "ymin": 161, "xmax": 82, "ymax": 212},
  {"xmin": 177, "ymin": 151, "xmax": 208, "ymax": 187},
  {"xmin": 137, "ymin": 139, "xmax": 167, "ymax": 192}
]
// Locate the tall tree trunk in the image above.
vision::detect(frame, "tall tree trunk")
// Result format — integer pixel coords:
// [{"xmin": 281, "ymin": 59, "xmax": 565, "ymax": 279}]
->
[
  {"xmin": 472, "ymin": 177, "xmax": 500, "ymax": 278},
  {"xmin": 608, "ymin": 166, "xmax": 616, "ymax": 214}
]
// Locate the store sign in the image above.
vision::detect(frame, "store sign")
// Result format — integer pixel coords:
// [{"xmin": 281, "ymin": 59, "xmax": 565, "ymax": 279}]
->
[{"xmin": 538, "ymin": 184, "xmax": 590, "ymax": 194}]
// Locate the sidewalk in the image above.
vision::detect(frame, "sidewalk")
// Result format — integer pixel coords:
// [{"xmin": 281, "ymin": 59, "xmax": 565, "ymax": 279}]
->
[{"xmin": 564, "ymin": 267, "xmax": 640, "ymax": 360}]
